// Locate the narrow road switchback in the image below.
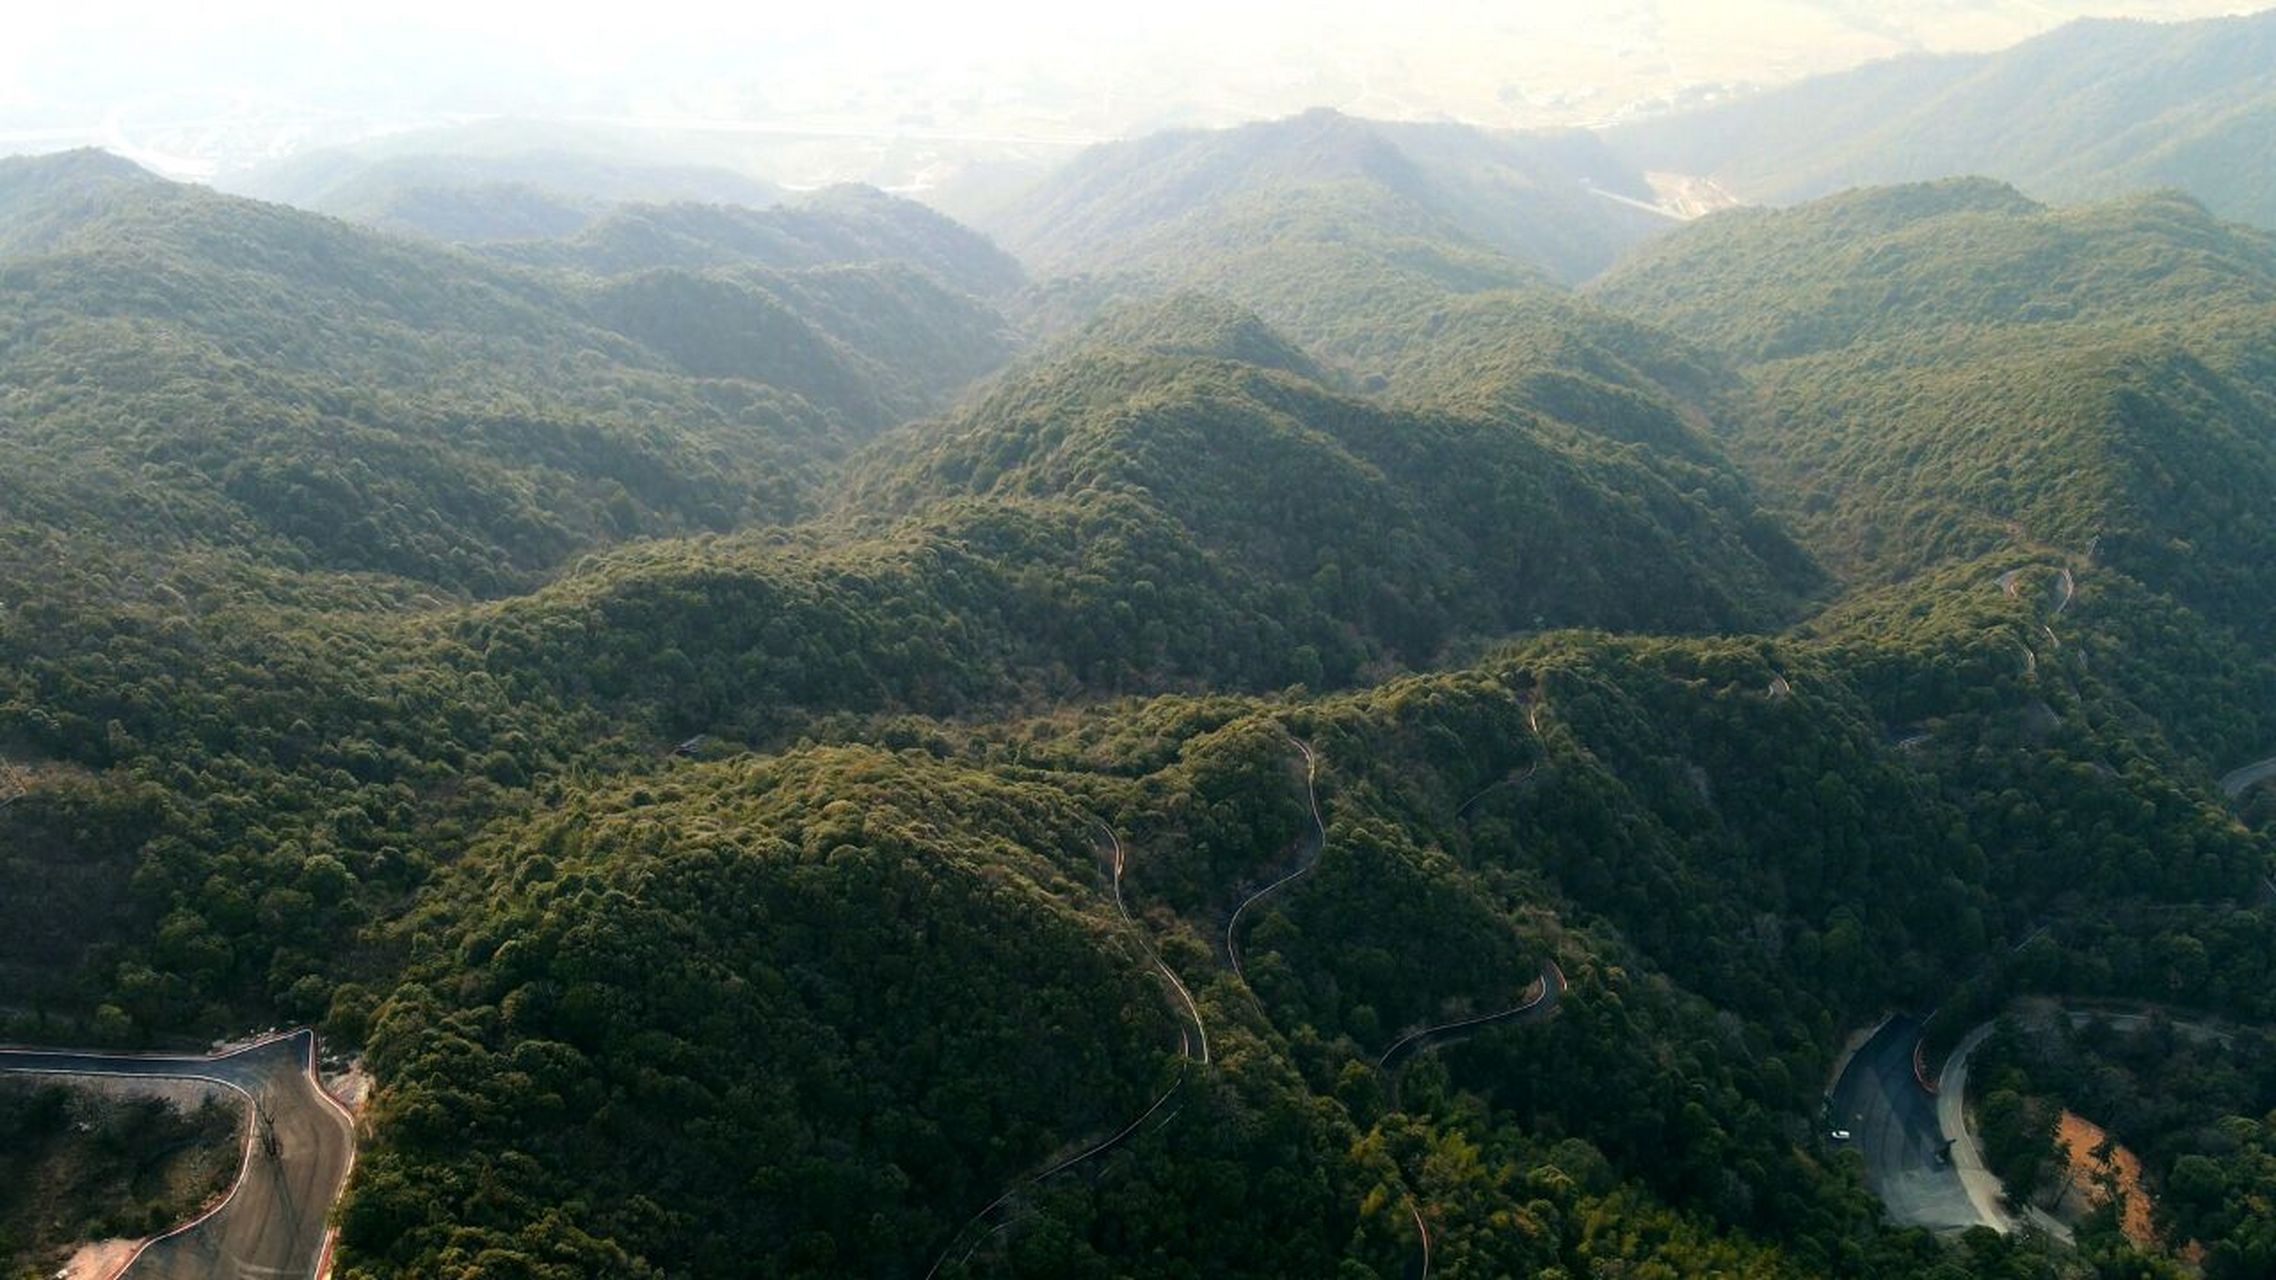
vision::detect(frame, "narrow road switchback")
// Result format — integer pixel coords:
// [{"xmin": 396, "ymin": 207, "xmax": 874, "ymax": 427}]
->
[
  {"xmin": 1225, "ymin": 737, "xmax": 1327, "ymax": 992},
  {"xmin": 1935, "ymin": 1022, "xmax": 2019, "ymax": 1237},
  {"xmin": 2220, "ymin": 754, "xmax": 2276, "ymax": 799},
  {"xmin": 1829, "ymin": 1016, "xmax": 1995, "ymax": 1235},
  {"xmin": 0, "ymin": 1029, "xmax": 356, "ymax": 1280},
  {"xmin": 922, "ymin": 822, "xmax": 1209, "ymax": 1278},
  {"xmin": 1105, "ymin": 825, "xmax": 1210, "ymax": 1066},
  {"xmin": 1376, "ymin": 960, "xmax": 1567, "ymax": 1110},
  {"xmin": 1454, "ymin": 762, "xmax": 1537, "ymax": 819}
]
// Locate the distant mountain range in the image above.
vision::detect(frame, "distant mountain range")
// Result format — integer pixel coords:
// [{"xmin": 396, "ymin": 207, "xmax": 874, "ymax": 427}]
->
[
  {"xmin": 1606, "ymin": 9, "xmax": 2276, "ymax": 230},
  {"xmin": 976, "ymin": 108, "xmax": 1669, "ymax": 285},
  {"xmin": 183, "ymin": 8, "xmax": 2276, "ymax": 283}
]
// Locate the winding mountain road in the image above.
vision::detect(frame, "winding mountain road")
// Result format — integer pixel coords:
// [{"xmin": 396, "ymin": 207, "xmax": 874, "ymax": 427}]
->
[
  {"xmin": 1217, "ymin": 737, "xmax": 1442, "ymax": 1279},
  {"xmin": 1578, "ymin": 179, "xmax": 1687, "ymax": 222},
  {"xmin": 1454, "ymin": 762, "xmax": 1538, "ymax": 819},
  {"xmin": 1375, "ymin": 958, "xmax": 1566, "ymax": 1273},
  {"xmin": 2220, "ymin": 755, "xmax": 2276, "ymax": 798},
  {"xmin": 0, "ymin": 1029, "xmax": 355, "ymax": 1280},
  {"xmin": 1376, "ymin": 960, "xmax": 1567, "ymax": 1108},
  {"xmin": 1106, "ymin": 826, "xmax": 1211, "ymax": 1066},
  {"xmin": 1829, "ymin": 1016, "xmax": 1993, "ymax": 1234},
  {"xmin": 1925, "ymin": 999, "xmax": 2276, "ymax": 1249},
  {"xmin": 1225, "ymin": 737, "xmax": 1328, "ymax": 990},
  {"xmin": 923, "ymin": 1028, "xmax": 1190, "ymax": 1279},
  {"xmin": 922, "ymin": 822, "xmax": 1209, "ymax": 1278},
  {"xmin": 1934, "ymin": 1022, "xmax": 2017, "ymax": 1236},
  {"xmin": 1406, "ymin": 1200, "xmax": 1432, "ymax": 1280}
]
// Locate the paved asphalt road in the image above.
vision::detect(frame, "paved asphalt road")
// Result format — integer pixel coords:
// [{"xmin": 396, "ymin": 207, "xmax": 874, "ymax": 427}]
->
[
  {"xmin": 0, "ymin": 1029, "xmax": 354, "ymax": 1280},
  {"xmin": 1829, "ymin": 1015, "xmax": 1987, "ymax": 1233},
  {"xmin": 1935, "ymin": 1023, "xmax": 2017, "ymax": 1234},
  {"xmin": 1225, "ymin": 738, "xmax": 1327, "ymax": 983},
  {"xmin": 1378, "ymin": 959, "xmax": 1567, "ymax": 1112},
  {"xmin": 2221, "ymin": 755, "xmax": 2276, "ymax": 798},
  {"xmin": 1378, "ymin": 959, "xmax": 1567, "ymax": 1075}
]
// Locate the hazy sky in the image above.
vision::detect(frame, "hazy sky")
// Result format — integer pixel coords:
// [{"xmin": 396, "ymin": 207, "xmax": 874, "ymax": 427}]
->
[{"xmin": 3, "ymin": 0, "xmax": 2263, "ymax": 180}]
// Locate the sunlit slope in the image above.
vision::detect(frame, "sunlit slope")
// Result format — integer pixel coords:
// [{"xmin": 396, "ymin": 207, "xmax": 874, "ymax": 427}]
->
[
  {"xmin": 0, "ymin": 152, "xmax": 1016, "ymax": 594},
  {"xmin": 1605, "ymin": 11, "xmax": 2276, "ymax": 230},
  {"xmin": 1591, "ymin": 181, "xmax": 2276, "ymax": 646}
]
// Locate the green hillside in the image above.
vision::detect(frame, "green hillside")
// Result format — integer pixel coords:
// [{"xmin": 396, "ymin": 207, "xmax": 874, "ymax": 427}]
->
[
  {"xmin": 0, "ymin": 152, "xmax": 1024, "ymax": 596},
  {"xmin": 335, "ymin": 553, "xmax": 2269, "ymax": 1275},
  {"xmin": 576, "ymin": 263, "xmax": 1014, "ymax": 429},
  {"xmin": 460, "ymin": 305, "xmax": 1819, "ymax": 750},
  {"xmin": 847, "ymin": 310, "xmax": 1817, "ymax": 633},
  {"xmin": 487, "ymin": 185, "xmax": 1026, "ymax": 297},
  {"xmin": 343, "ymin": 180, "xmax": 604, "ymax": 244},
  {"xmin": 227, "ymin": 131, "xmax": 788, "ymax": 243},
  {"xmin": 1591, "ymin": 182, "xmax": 2276, "ymax": 653},
  {"xmin": 0, "ymin": 157, "xmax": 825, "ymax": 594},
  {"xmin": 1604, "ymin": 10, "xmax": 2276, "ymax": 230},
  {"xmin": 984, "ymin": 109, "xmax": 1667, "ymax": 289},
  {"xmin": 0, "ymin": 164, "xmax": 1818, "ymax": 1031},
  {"xmin": 977, "ymin": 113, "xmax": 1722, "ymax": 434}
]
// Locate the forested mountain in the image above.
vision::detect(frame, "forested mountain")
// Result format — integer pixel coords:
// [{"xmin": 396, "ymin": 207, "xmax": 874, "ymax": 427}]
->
[
  {"xmin": 484, "ymin": 186, "xmax": 1026, "ymax": 297},
  {"xmin": 575, "ymin": 263, "xmax": 1014, "ymax": 430},
  {"xmin": 0, "ymin": 150, "xmax": 1807, "ymax": 1023},
  {"xmin": 342, "ymin": 558, "xmax": 2270, "ymax": 1276},
  {"xmin": 847, "ymin": 300, "xmax": 1818, "ymax": 631},
  {"xmin": 1591, "ymin": 181, "xmax": 2276, "ymax": 654},
  {"xmin": 327, "ymin": 180, "xmax": 612, "ymax": 245},
  {"xmin": 6, "ymin": 93, "xmax": 2276, "ymax": 1279},
  {"xmin": 0, "ymin": 151, "xmax": 1018, "ymax": 599},
  {"xmin": 0, "ymin": 154, "xmax": 810, "ymax": 591},
  {"xmin": 976, "ymin": 111, "xmax": 1737, "ymax": 443},
  {"xmin": 0, "ymin": 148, "xmax": 162, "ymax": 256},
  {"xmin": 982, "ymin": 108, "xmax": 1668, "ymax": 288},
  {"xmin": 229, "ymin": 134, "xmax": 787, "ymax": 243},
  {"xmin": 1604, "ymin": 10, "xmax": 2276, "ymax": 230},
  {"xmin": 456, "ymin": 298, "xmax": 1818, "ymax": 750}
]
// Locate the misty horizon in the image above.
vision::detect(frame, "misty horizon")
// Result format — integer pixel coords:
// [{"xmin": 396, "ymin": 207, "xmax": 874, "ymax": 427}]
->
[{"xmin": 5, "ymin": 0, "xmax": 2266, "ymax": 196}]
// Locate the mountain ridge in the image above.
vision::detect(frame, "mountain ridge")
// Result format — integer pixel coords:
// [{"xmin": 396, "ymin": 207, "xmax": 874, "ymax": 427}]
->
[{"xmin": 1604, "ymin": 8, "xmax": 2276, "ymax": 230}]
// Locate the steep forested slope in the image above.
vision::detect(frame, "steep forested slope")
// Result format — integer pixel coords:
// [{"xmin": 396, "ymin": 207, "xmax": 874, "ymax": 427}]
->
[
  {"xmin": 575, "ymin": 263, "xmax": 1013, "ymax": 429},
  {"xmin": 1603, "ymin": 10, "xmax": 2276, "ymax": 230},
  {"xmin": 985, "ymin": 109, "xmax": 1666, "ymax": 290},
  {"xmin": 0, "ymin": 151, "xmax": 1017, "ymax": 1019},
  {"xmin": 335, "ymin": 539, "xmax": 2269, "ymax": 1276},
  {"xmin": 0, "ymin": 152, "xmax": 1018, "ymax": 599},
  {"xmin": 457, "ymin": 300, "xmax": 1818, "ymax": 747},
  {"xmin": 0, "ymin": 157, "xmax": 818, "ymax": 594},
  {"xmin": 347, "ymin": 748, "xmax": 1179, "ymax": 1276},
  {"xmin": 1590, "ymin": 181, "xmax": 2276, "ymax": 361},
  {"xmin": 247, "ymin": 148, "xmax": 787, "ymax": 244},
  {"xmin": 980, "ymin": 112, "xmax": 1746, "ymax": 465},
  {"xmin": 1591, "ymin": 182, "xmax": 2276, "ymax": 652},
  {"xmin": 0, "ymin": 163, "xmax": 1806, "ymax": 1028},
  {"xmin": 485, "ymin": 185, "xmax": 1025, "ymax": 297},
  {"xmin": 848, "ymin": 309, "xmax": 1817, "ymax": 635}
]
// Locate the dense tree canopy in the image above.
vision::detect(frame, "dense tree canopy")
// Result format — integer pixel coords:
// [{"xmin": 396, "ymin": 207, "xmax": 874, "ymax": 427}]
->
[{"xmin": 1, "ymin": 136, "xmax": 2272, "ymax": 1280}]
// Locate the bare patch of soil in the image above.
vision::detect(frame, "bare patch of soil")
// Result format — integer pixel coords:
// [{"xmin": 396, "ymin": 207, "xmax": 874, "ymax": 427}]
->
[{"xmin": 2053, "ymin": 1110, "xmax": 2156, "ymax": 1248}]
